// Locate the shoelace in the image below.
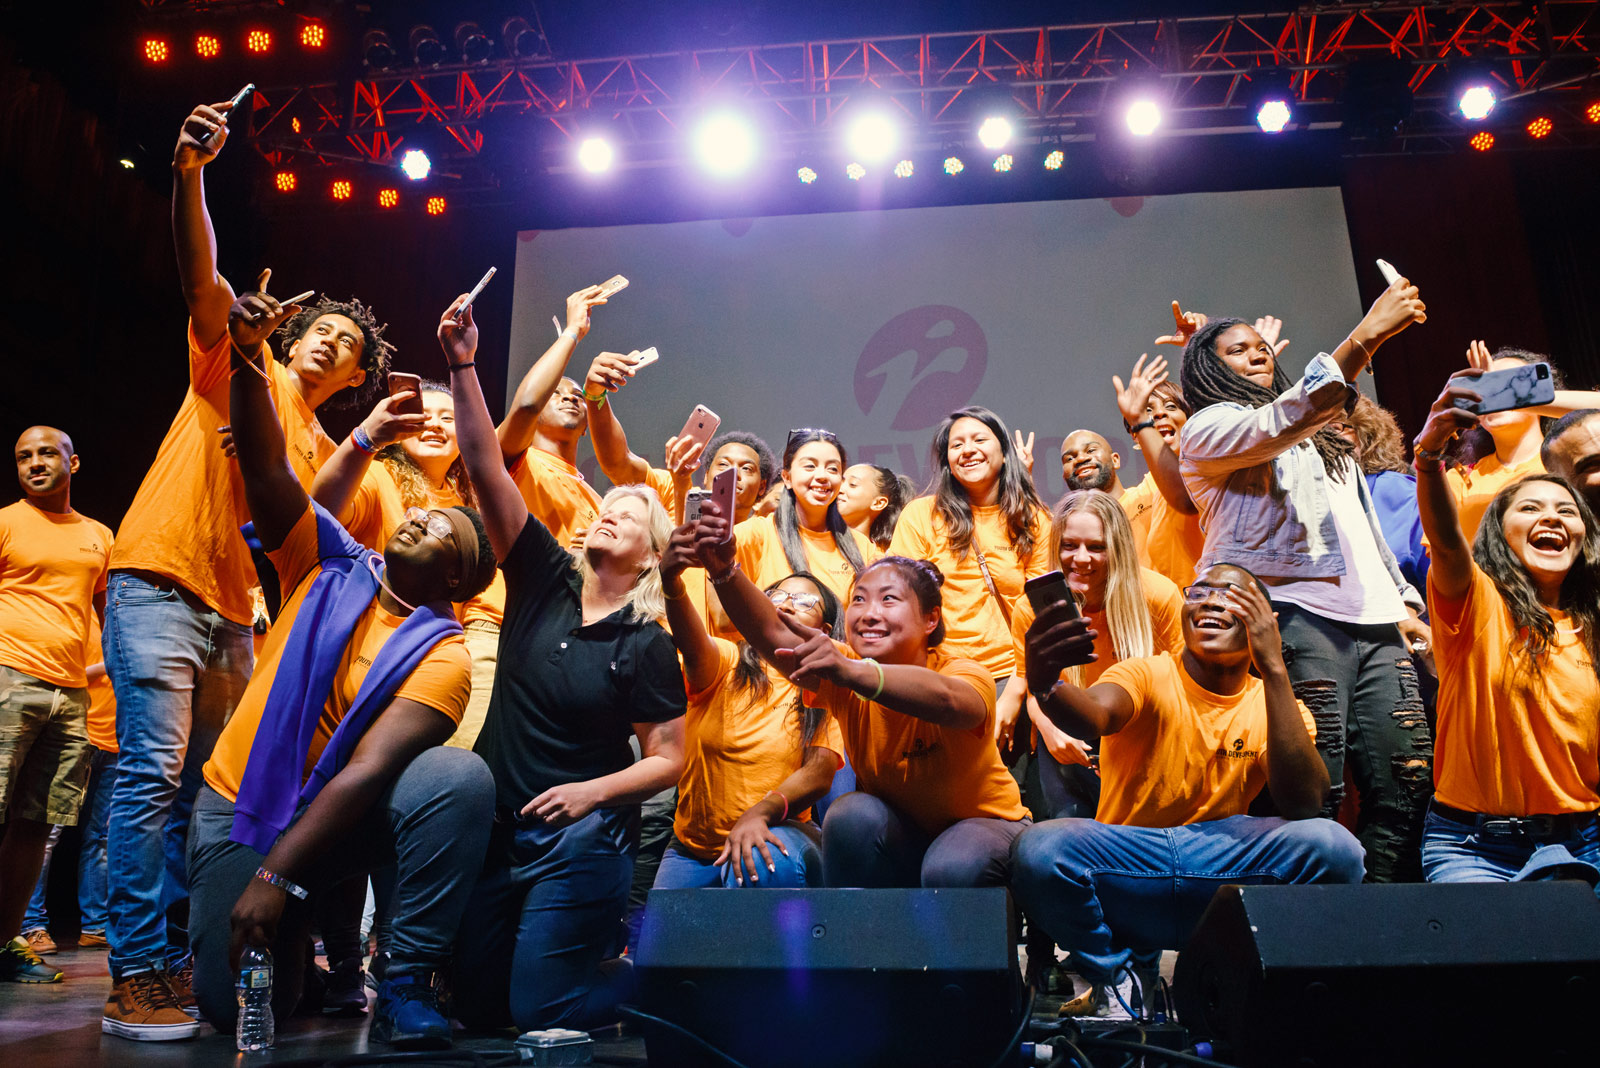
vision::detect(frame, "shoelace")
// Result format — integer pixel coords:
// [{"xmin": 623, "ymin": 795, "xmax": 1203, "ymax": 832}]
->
[
  {"xmin": 132, "ymin": 972, "xmax": 185, "ymax": 1011},
  {"xmin": 386, "ymin": 978, "xmax": 439, "ymax": 1009}
]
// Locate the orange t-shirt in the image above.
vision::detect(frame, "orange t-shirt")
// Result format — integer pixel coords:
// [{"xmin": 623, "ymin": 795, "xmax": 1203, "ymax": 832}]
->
[
  {"xmin": 1008, "ymin": 568, "xmax": 1185, "ymax": 689},
  {"xmin": 810, "ymin": 645, "xmax": 1025, "ymax": 836},
  {"xmin": 111, "ymin": 324, "xmax": 335, "ymax": 625},
  {"xmin": 734, "ymin": 514, "xmax": 880, "ymax": 607},
  {"xmin": 1445, "ymin": 452, "xmax": 1543, "ymax": 547},
  {"xmin": 1120, "ymin": 473, "xmax": 1205, "ymax": 588},
  {"xmin": 0, "ymin": 501, "xmax": 113, "ymax": 688},
  {"xmin": 887, "ymin": 498, "xmax": 1052, "ymax": 678},
  {"xmin": 674, "ymin": 637, "xmax": 846, "ymax": 859},
  {"xmin": 510, "ymin": 448, "xmax": 602, "ymax": 548},
  {"xmin": 84, "ymin": 616, "xmax": 117, "ymax": 753},
  {"xmin": 644, "ymin": 467, "xmax": 680, "ymax": 522},
  {"xmin": 1428, "ymin": 564, "xmax": 1600, "ymax": 815},
  {"xmin": 203, "ymin": 506, "xmax": 472, "ymax": 802},
  {"xmin": 1093, "ymin": 651, "xmax": 1317, "ymax": 828}
]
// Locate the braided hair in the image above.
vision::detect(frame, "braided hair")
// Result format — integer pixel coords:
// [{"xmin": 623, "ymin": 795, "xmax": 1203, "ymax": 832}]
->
[{"xmin": 1180, "ymin": 318, "xmax": 1355, "ymax": 482}]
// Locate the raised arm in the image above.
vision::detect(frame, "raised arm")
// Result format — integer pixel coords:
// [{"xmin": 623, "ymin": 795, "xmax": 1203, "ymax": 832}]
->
[
  {"xmin": 226, "ymin": 271, "xmax": 311, "ymax": 552},
  {"xmin": 692, "ymin": 502, "xmax": 798, "ymax": 660},
  {"xmin": 439, "ymin": 296, "xmax": 529, "ymax": 560},
  {"xmin": 173, "ymin": 100, "xmax": 240, "ymax": 349},
  {"xmin": 495, "ymin": 286, "xmax": 607, "ymax": 462},
  {"xmin": 1114, "ymin": 353, "xmax": 1196, "ymax": 514},
  {"xmin": 310, "ymin": 394, "xmax": 426, "ymax": 524},
  {"xmin": 583, "ymin": 351, "xmax": 652, "ymax": 486},
  {"xmin": 1231, "ymin": 579, "xmax": 1328, "ymax": 818},
  {"xmin": 1413, "ymin": 371, "xmax": 1486, "ymax": 602},
  {"xmin": 660, "ymin": 524, "xmax": 723, "ymax": 691}
]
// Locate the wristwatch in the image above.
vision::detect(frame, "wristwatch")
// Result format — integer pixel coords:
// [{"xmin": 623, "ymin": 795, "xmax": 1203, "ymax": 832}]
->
[{"xmin": 1124, "ymin": 418, "xmax": 1158, "ymax": 435}]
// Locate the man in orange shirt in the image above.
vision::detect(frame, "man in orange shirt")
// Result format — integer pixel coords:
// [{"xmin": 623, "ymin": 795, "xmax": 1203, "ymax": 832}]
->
[
  {"xmin": 1012, "ymin": 563, "xmax": 1363, "ymax": 1015},
  {"xmin": 102, "ymin": 101, "xmax": 391, "ymax": 1036},
  {"xmin": 0, "ymin": 426, "xmax": 112, "ymax": 984}
]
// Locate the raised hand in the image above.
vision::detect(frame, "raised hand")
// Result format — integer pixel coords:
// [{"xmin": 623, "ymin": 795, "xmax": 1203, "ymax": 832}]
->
[
  {"xmin": 585, "ymin": 351, "xmax": 638, "ymax": 397},
  {"xmin": 564, "ymin": 285, "xmax": 608, "ymax": 341},
  {"xmin": 227, "ymin": 269, "xmax": 303, "ymax": 352},
  {"xmin": 1223, "ymin": 578, "xmax": 1285, "ymax": 676},
  {"xmin": 359, "ymin": 393, "xmax": 428, "ymax": 450},
  {"xmin": 1022, "ymin": 599, "xmax": 1096, "ymax": 696},
  {"xmin": 1254, "ymin": 315, "xmax": 1291, "ymax": 357},
  {"xmin": 660, "ymin": 523, "xmax": 702, "ymax": 582},
  {"xmin": 772, "ymin": 615, "xmax": 851, "ymax": 691},
  {"xmin": 1466, "ymin": 339, "xmax": 1492, "ymax": 373},
  {"xmin": 1112, "ymin": 353, "xmax": 1169, "ymax": 427},
  {"xmin": 174, "ymin": 99, "xmax": 235, "ymax": 170},
  {"xmin": 438, "ymin": 293, "xmax": 479, "ymax": 366},
  {"xmin": 1414, "ymin": 370, "xmax": 1485, "ymax": 455},
  {"xmin": 692, "ymin": 499, "xmax": 737, "ymax": 574},
  {"xmin": 1012, "ymin": 430, "xmax": 1035, "ymax": 477},
  {"xmin": 1154, "ymin": 300, "xmax": 1208, "ymax": 348},
  {"xmin": 664, "ymin": 434, "xmax": 706, "ymax": 475},
  {"xmin": 1361, "ymin": 274, "xmax": 1427, "ymax": 343}
]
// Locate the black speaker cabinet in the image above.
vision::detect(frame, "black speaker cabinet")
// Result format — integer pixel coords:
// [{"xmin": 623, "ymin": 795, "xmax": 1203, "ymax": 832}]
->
[
  {"xmin": 635, "ymin": 887, "xmax": 1021, "ymax": 1068},
  {"xmin": 1174, "ymin": 881, "xmax": 1600, "ymax": 1067}
]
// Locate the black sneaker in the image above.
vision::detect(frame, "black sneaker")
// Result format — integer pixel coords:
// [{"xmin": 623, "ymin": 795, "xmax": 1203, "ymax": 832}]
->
[{"xmin": 324, "ymin": 959, "xmax": 369, "ymax": 1016}]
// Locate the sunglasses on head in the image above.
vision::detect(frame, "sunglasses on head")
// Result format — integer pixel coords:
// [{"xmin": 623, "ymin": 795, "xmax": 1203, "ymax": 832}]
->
[{"xmin": 786, "ymin": 427, "xmax": 841, "ymax": 453}]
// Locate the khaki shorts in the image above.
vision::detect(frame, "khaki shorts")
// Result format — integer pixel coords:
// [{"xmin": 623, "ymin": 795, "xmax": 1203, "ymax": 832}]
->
[{"xmin": 0, "ymin": 663, "xmax": 91, "ymax": 824}]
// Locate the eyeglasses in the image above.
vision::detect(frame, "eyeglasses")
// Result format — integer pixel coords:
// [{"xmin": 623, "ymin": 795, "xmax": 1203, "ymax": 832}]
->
[
  {"xmin": 404, "ymin": 507, "xmax": 456, "ymax": 543},
  {"xmin": 1180, "ymin": 583, "xmax": 1236, "ymax": 606},
  {"xmin": 767, "ymin": 588, "xmax": 822, "ymax": 611}
]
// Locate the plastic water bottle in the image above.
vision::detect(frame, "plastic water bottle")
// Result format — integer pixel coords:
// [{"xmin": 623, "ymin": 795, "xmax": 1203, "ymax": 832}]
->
[{"xmin": 236, "ymin": 945, "xmax": 275, "ymax": 1051}]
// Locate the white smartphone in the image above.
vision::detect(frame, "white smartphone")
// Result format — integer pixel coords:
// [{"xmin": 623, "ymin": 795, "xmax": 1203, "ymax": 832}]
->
[
  {"xmin": 595, "ymin": 274, "xmax": 629, "ymax": 299},
  {"xmin": 1377, "ymin": 258, "xmax": 1401, "ymax": 286},
  {"xmin": 631, "ymin": 347, "xmax": 659, "ymax": 370}
]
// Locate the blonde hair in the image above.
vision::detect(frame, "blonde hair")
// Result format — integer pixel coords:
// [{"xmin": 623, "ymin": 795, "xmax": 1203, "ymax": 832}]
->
[
  {"xmin": 1048, "ymin": 490, "xmax": 1154, "ymax": 687},
  {"xmin": 575, "ymin": 484, "xmax": 673, "ymax": 622}
]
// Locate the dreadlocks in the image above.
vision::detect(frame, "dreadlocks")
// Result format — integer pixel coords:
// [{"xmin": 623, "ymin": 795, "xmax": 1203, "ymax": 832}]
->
[
  {"xmin": 1180, "ymin": 317, "xmax": 1355, "ymax": 481},
  {"xmin": 272, "ymin": 295, "xmax": 396, "ymax": 412}
]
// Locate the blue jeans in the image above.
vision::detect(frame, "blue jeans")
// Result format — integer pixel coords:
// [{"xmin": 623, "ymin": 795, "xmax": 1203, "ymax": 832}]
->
[
  {"xmin": 1012, "ymin": 815, "xmax": 1366, "ymax": 983},
  {"xmin": 103, "ymin": 571, "xmax": 254, "ymax": 978},
  {"xmin": 1421, "ymin": 805, "xmax": 1600, "ymax": 894},
  {"xmin": 653, "ymin": 824, "xmax": 822, "ymax": 890},
  {"xmin": 23, "ymin": 747, "xmax": 118, "ymax": 934},
  {"xmin": 455, "ymin": 806, "xmax": 638, "ymax": 1033},
  {"xmin": 186, "ymin": 748, "xmax": 494, "ymax": 1030},
  {"xmin": 821, "ymin": 791, "xmax": 1027, "ymax": 888}
]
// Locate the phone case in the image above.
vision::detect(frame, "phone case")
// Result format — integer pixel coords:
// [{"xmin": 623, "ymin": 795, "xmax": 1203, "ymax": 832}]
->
[{"xmin": 1454, "ymin": 363, "xmax": 1555, "ymax": 415}]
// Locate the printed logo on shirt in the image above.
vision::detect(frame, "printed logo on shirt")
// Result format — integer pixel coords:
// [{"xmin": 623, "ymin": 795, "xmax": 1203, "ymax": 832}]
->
[
  {"xmin": 354, "ymin": 655, "xmax": 372, "ymax": 668},
  {"xmin": 1216, "ymin": 737, "xmax": 1259, "ymax": 761},
  {"xmin": 901, "ymin": 736, "xmax": 944, "ymax": 761}
]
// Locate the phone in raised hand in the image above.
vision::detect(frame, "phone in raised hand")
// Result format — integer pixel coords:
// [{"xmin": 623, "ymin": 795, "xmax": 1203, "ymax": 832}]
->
[
  {"xmin": 1024, "ymin": 570, "xmax": 1080, "ymax": 619},
  {"xmin": 199, "ymin": 84, "xmax": 255, "ymax": 147},
  {"xmin": 630, "ymin": 347, "xmax": 660, "ymax": 370},
  {"xmin": 387, "ymin": 372, "xmax": 424, "ymax": 416},
  {"xmin": 1377, "ymin": 259, "xmax": 1401, "ymax": 286},
  {"xmin": 595, "ymin": 275, "xmax": 629, "ymax": 300},
  {"xmin": 1451, "ymin": 361, "xmax": 1555, "ymax": 416},
  {"xmin": 677, "ymin": 405, "xmax": 721, "ymax": 464},
  {"xmin": 708, "ymin": 467, "xmax": 736, "ymax": 534},
  {"xmin": 453, "ymin": 267, "xmax": 496, "ymax": 323}
]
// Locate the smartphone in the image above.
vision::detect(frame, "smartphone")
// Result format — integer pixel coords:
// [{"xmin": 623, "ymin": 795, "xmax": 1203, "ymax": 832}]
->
[
  {"xmin": 630, "ymin": 346, "xmax": 660, "ymax": 370},
  {"xmin": 1451, "ymin": 361, "xmax": 1555, "ymax": 416},
  {"xmin": 595, "ymin": 274, "xmax": 630, "ymax": 299},
  {"xmin": 1376, "ymin": 258, "xmax": 1401, "ymax": 286},
  {"xmin": 453, "ymin": 266, "xmax": 496, "ymax": 323},
  {"xmin": 1024, "ymin": 570, "xmax": 1080, "ymax": 619},
  {"xmin": 683, "ymin": 488, "xmax": 710, "ymax": 524},
  {"xmin": 677, "ymin": 405, "xmax": 721, "ymax": 465},
  {"xmin": 709, "ymin": 466, "xmax": 736, "ymax": 531},
  {"xmin": 387, "ymin": 372, "xmax": 424, "ymax": 416},
  {"xmin": 199, "ymin": 83, "xmax": 255, "ymax": 147}
]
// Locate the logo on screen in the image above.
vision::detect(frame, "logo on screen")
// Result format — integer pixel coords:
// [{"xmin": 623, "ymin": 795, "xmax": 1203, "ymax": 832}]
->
[{"xmin": 854, "ymin": 306, "xmax": 987, "ymax": 431}]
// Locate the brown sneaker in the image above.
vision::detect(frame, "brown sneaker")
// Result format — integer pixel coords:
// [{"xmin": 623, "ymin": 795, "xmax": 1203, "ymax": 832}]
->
[
  {"xmin": 78, "ymin": 930, "xmax": 109, "ymax": 949},
  {"xmin": 23, "ymin": 928, "xmax": 57, "ymax": 956},
  {"xmin": 102, "ymin": 971, "xmax": 200, "ymax": 1041},
  {"xmin": 167, "ymin": 954, "xmax": 201, "ymax": 1019}
]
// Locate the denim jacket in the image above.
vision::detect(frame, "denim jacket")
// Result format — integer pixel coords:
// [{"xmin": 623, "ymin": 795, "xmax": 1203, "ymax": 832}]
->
[{"xmin": 1178, "ymin": 352, "xmax": 1423, "ymax": 611}]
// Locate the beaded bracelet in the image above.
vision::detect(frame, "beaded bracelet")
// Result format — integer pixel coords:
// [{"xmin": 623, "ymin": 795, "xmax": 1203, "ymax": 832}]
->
[{"xmin": 254, "ymin": 866, "xmax": 309, "ymax": 900}]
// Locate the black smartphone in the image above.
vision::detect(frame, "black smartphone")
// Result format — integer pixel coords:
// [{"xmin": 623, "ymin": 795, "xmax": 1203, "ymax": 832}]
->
[
  {"xmin": 1451, "ymin": 361, "xmax": 1555, "ymax": 416},
  {"xmin": 1024, "ymin": 570, "xmax": 1079, "ymax": 618}
]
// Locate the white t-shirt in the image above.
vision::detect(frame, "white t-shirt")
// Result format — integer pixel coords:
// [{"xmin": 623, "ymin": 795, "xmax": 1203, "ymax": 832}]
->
[{"xmin": 1268, "ymin": 460, "xmax": 1407, "ymax": 625}]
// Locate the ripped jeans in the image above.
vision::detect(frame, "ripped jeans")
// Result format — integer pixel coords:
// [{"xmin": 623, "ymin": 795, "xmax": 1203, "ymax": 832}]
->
[{"xmin": 1272, "ymin": 602, "xmax": 1432, "ymax": 883}]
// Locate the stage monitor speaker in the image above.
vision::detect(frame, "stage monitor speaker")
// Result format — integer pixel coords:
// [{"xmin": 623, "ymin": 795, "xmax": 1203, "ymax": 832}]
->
[
  {"xmin": 634, "ymin": 887, "xmax": 1021, "ymax": 1068},
  {"xmin": 1174, "ymin": 881, "xmax": 1600, "ymax": 1067}
]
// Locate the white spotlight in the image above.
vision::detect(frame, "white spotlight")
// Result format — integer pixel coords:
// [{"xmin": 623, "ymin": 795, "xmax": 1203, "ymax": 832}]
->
[
  {"xmin": 977, "ymin": 116, "xmax": 1013, "ymax": 150},
  {"xmin": 694, "ymin": 113, "xmax": 758, "ymax": 177},
  {"xmin": 1125, "ymin": 99, "xmax": 1162, "ymax": 136},
  {"xmin": 846, "ymin": 112, "xmax": 898, "ymax": 162},
  {"xmin": 399, "ymin": 149, "xmax": 431, "ymax": 181},
  {"xmin": 1458, "ymin": 84, "xmax": 1496, "ymax": 121},
  {"xmin": 1255, "ymin": 99, "xmax": 1292, "ymax": 133},
  {"xmin": 577, "ymin": 137, "xmax": 615, "ymax": 173}
]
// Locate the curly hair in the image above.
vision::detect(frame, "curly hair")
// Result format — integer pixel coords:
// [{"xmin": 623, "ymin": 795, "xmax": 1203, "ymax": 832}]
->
[
  {"xmin": 373, "ymin": 381, "xmax": 476, "ymax": 512},
  {"xmin": 272, "ymin": 295, "xmax": 395, "ymax": 411},
  {"xmin": 1346, "ymin": 395, "xmax": 1409, "ymax": 476},
  {"xmin": 706, "ymin": 431, "xmax": 778, "ymax": 494},
  {"xmin": 1180, "ymin": 317, "xmax": 1355, "ymax": 481}
]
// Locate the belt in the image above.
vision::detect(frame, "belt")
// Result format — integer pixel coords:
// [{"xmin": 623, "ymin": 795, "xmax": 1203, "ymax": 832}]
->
[{"xmin": 1430, "ymin": 800, "xmax": 1598, "ymax": 842}]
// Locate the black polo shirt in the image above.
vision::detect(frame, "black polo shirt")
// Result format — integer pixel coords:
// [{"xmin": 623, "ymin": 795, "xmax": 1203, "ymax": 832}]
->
[{"xmin": 474, "ymin": 514, "xmax": 686, "ymax": 811}]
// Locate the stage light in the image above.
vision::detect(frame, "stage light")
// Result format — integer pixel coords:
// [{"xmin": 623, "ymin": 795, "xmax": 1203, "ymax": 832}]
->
[
  {"xmin": 1458, "ymin": 84, "xmax": 1496, "ymax": 121},
  {"xmin": 195, "ymin": 34, "xmax": 220, "ymax": 60},
  {"xmin": 245, "ymin": 29, "xmax": 272, "ymax": 54},
  {"xmin": 400, "ymin": 149, "xmax": 431, "ymax": 181},
  {"xmin": 577, "ymin": 137, "xmax": 615, "ymax": 173},
  {"xmin": 1044, "ymin": 149, "xmax": 1064, "ymax": 170},
  {"xmin": 275, "ymin": 171, "xmax": 297, "ymax": 193},
  {"xmin": 455, "ymin": 22, "xmax": 492, "ymax": 64},
  {"xmin": 300, "ymin": 22, "xmax": 326, "ymax": 50},
  {"xmin": 291, "ymin": 117, "xmax": 302, "ymax": 134},
  {"xmin": 118, "ymin": 158, "xmax": 135, "ymax": 170},
  {"xmin": 797, "ymin": 166, "xmax": 818, "ymax": 184},
  {"xmin": 331, "ymin": 179, "xmax": 352, "ymax": 201},
  {"xmin": 1470, "ymin": 130, "xmax": 1495, "ymax": 152},
  {"xmin": 992, "ymin": 154, "xmax": 1014, "ymax": 172},
  {"xmin": 977, "ymin": 116, "xmax": 1013, "ymax": 150},
  {"xmin": 846, "ymin": 112, "xmax": 897, "ymax": 162},
  {"xmin": 845, "ymin": 162, "xmax": 866, "ymax": 181},
  {"xmin": 893, "ymin": 159, "xmax": 914, "ymax": 178},
  {"xmin": 943, "ymin": 156, "xmax": 964, "ymax": 175},
  {"xmin": 1588, "ymin": 102, "xmax": 1600, "ymax": 124},
  {"xmin": 693, "ymin": 112, "xmax": 758, "ymax": 177},
  {"xmin": 426, "ymin": 196, "xmax": 447, "ymax": 216},
  {"xmin": 410, "ymin": 26, "xmax": 447, "ymax": 67},
  {"xmin": 1527, "ymin": 116, "xmax": 1553, "ymax": 139},
  {"xmin": 363, "ymin": 30, "xmax": 396, "ymax": 69},
  {"xmin": 503, "ymin": 17, "xmax": 544, "ymax": 59},
  {"xmin": 1125, "ymin": 99, "xmax": 1162, "ymax": 136},
  {"xmin": 142, "ymin": 38, "xmax": 170, "ymax": 64},
  {"xmin": 1256, "ymin": 99, "xmax": 1292, "ymax": 133},
  {"xmin": 378, "ymin": 188, "xmax": 399, "ymax": 209}
]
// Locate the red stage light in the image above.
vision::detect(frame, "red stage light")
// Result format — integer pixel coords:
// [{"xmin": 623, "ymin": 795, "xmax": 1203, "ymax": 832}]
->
[
  {"xmin": 246, "ymin": 30, "xmax": 272, "ymax": 54},
  {"xmin": 291, "ymin": 117, "xmax": 302, "ymax": 134},
  {"xmin": 1527, "ymin": 117, "xmax": 1553, "ymax": 139},
  {"xmin": 1587, "ymin": 102, "xmax": 1600, "ymax": 124},
  {"xmin": 1469, "ymin": 130, "xmax": 1495, "ymax": 152},
  {"xmin": 426, "ymin": 196, "xmax": 446, "ymax": 216},
  {"xmin": 143, "ymin": 39, "xmax": 170, "ymax": 64},
  {"xmin": 378, "ymin": 188, "xmax": 399, "ymax": 209},
  {"xmin": 331, "ymin": 180, "xmax": 352, "ymax": 201},
  {"xmin": 300, "ymin": 23, "xmax": 326, "ymax": 49},
  {"xmin": 195, "ymin": 34, "xmax": 220, "ymax": 60},
  {"xmin": 275, "ymin": 171, "xmax": 297, "ymax": 193}
]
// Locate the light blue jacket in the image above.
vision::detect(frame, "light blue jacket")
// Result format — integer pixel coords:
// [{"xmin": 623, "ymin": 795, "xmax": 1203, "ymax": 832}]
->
[{"xmin": 1179, "ymin": 352, "xmax": 1423, "ymax": 610}]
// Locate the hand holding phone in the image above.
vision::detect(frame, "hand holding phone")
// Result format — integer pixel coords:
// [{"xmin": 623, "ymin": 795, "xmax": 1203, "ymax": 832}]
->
[
  {"xmin": 387, "ymin": 372, "xmax": 424, "ymax": 416},
  {"xmin": 198, "ymin": 84, "xmax": 254, "ymax": 147},
  {"xmin": 630, "ymin": 346, "xmax": 660, "ymax": 370},
  {"xmin": 709, "ymin": 467, "xmax": 736, "ymax": 539},
  {"xmin": 595, "ymin": 275, "xmax": 630, "ymax": 300},
  {"xmin": 1024, "ymin": 571, "xmax": 1079, "ymax": 619},
  {"xmin": 1450, "ymin": 361, "xmax": 1554, "ymax": 415},
  {"xmin": 1377, "ymin": 258, "xmax": 1401, "ymax": 286},
  {"xmin": 453, "ymin": 267, "xmax": 497, "ymax": 323}
]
